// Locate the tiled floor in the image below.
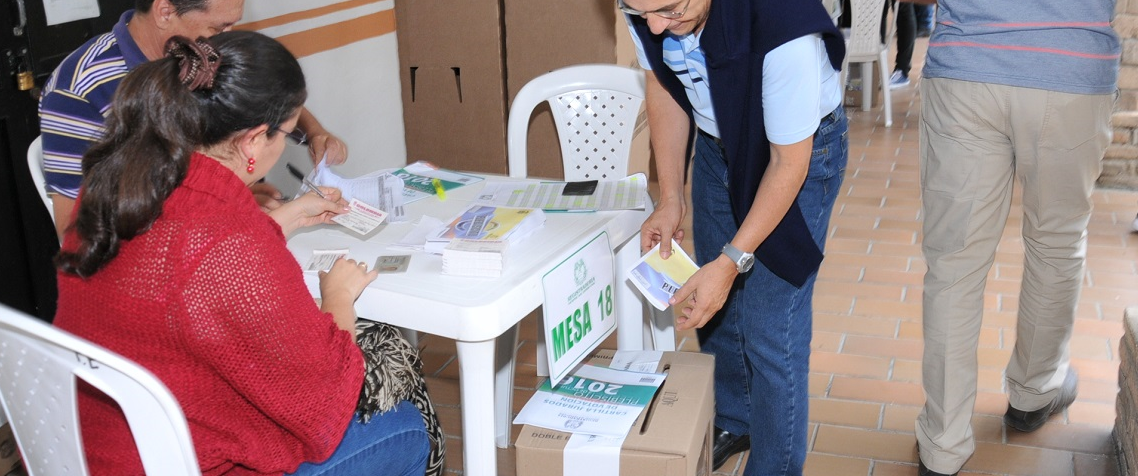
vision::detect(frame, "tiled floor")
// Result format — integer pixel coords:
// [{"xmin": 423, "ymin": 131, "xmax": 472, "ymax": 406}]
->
[{"xmin": 416, "ymin": 39, "xmax": 1138, "ymax": 475}]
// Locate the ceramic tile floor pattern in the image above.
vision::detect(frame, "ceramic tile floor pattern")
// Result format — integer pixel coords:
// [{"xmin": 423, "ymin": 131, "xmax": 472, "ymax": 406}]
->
[{"xmin": 414, "ymin": 39, "xmax": 1138, "ymax": 475}]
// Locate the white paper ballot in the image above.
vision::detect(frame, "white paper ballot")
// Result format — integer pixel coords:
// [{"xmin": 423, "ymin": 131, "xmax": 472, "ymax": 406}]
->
[
  {"xmin": 300, "ymin": 160, "xmax": 383, "ymax": 209},
  {"xmin": 304, "ymin": 249, "xmax": 349, "ymax": 272},
  {"xmin": 626, "ymin": 240, "xmax": 700, "ymax": 311},
  {"xmin": 332, "ymin": 198, "xmax": 388, "ymax": 235},
  {"xmin": 44, "ymin": 0, "xmax": 100, "ymax": 26}
]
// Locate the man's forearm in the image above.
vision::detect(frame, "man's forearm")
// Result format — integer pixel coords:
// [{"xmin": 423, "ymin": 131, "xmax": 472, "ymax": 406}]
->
[{"xmin": 644, "ymin": 72, "xmax": 692, "ymax": 202}]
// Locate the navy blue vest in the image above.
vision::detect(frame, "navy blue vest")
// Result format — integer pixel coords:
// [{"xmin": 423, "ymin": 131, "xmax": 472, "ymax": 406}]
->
[{"xmin": 630, "ymin": 0, "xmax": 844, "ymax": 287}]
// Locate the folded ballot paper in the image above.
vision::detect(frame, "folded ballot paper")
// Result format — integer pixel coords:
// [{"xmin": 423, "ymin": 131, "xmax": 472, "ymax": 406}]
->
[
  {"xmin": 425, "ymin": 205, "xmax": 545, "ymax": 254},
  {"xmin": 626, "ymin": 240, "xmax": 700, "ymax": 311}
]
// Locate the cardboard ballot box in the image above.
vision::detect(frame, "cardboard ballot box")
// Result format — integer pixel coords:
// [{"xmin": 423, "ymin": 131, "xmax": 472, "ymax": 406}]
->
[{"xmin": 515, "ymin": 350, "xmax": 715, "ymax": 476}]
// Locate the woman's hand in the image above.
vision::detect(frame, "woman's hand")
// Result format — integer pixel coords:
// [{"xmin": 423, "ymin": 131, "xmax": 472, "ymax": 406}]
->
[
  {"xmin": 640, "ymin": 195, "xmax": 686, "ymax": 258},
  {"xmin": 307, "ymin": 131, "xmax": 349, "ymax": 166},
  {"xmin": 318, "ymin": 258, "xmax": 378, "ymax": 333},
  {"xmin": 267, "ymin": 187, "xmax": 348, "ymax": 235},
  {"xmin": 669, "ymin": 255, "xmax": 738, "ymax": 330}
]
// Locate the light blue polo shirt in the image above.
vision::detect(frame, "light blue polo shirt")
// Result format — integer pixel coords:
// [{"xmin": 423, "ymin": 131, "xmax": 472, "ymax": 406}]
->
[{"xmin": 629, "ymin": 22, "xmax": 842, "ymax": 145}]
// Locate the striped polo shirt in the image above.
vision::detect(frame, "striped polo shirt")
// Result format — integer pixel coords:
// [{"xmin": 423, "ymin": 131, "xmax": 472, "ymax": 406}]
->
[
  {"xmin": 923, "ymin": 0, "xmax": 1119, "ymax": 95},
  {"xmin": 39, "ymin": 10, "xmax": 147, "ymax": 199}
]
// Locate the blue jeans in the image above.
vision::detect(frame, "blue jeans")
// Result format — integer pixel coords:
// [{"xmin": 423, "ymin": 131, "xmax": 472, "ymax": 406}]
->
[
  {"xmin": 693, "ymin": 107, "xmax": 847, "ymax": 475},
  {"xmin": 288, "ymin": 401, "xmax": 429, "ymax": 476}
]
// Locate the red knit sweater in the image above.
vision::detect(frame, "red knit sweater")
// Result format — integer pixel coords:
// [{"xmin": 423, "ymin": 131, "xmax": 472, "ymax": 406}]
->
[{"xmin": 54, "ymin": 153, "xmax": 365, "ymax": 475}]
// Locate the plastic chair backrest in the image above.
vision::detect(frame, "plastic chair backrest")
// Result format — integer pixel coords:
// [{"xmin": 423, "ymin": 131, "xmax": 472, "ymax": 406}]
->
[
  {"xmin": 26, "ymin": 136, "xmax": 54, "ymax": 222},
  {"xmin": 846, "ymin": 0, "xmax": 889, "ymax": 61},
  {"xmin": 507, "ymin": 64, "xmax": 645, "ymax": 180},
  {"xmin": 0, "ymin": 304, "xmax": 201, "ymax": 476}
]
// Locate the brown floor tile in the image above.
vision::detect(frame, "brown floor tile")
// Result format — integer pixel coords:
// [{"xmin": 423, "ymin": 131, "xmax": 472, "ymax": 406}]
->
[
  {"xmin": 843, "ymin": 334, "xmax": 923, "ymax": 361},
  {"xmin": 1074, "ymin": 451, "xmax": 1121, "ymax": 476},
  {"xmin": 965, "ymin": 441, "xmax": 1075, "ymax": 476},
  {"xmin": 804, "ymin": 452, "xmax": 872, "ymax": 476},
  {"xmin": 812, "ymin": 425, "xmax": 918, "ymax": 462},
  {"xmin": 829, "ymin": 376, "xmax": 925, "ymax": 406},
  {"xmin": 809, "ymin": 398, "xmax": 883, "ymax": 429},
  {"xmin": 812, "ymin": 351, "xmax": 892, "ymax": 379}
]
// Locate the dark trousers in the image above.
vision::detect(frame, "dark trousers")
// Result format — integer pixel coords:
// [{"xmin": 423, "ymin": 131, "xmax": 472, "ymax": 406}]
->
[{"xmin": 881, "ymin": 1, "xmax": 916, "ymax": 76}]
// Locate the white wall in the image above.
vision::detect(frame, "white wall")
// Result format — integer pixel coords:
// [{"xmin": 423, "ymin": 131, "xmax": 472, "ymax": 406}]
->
[{"xmin": 242, "ymin": 0, "xmax": 406, "ymax": 194}]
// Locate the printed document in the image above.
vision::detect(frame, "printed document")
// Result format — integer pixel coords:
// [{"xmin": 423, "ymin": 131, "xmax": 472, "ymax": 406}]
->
[
  {"xmin": 390, "ymin": 161, "xmax": 483, "ymax": 203},
  {"xmin": 474, "ymin": 173, "xmax": 648, "ymax": 211},
  {"xmin": 513, "ymin": 364, "xmax": 666, "ymax": 438}
]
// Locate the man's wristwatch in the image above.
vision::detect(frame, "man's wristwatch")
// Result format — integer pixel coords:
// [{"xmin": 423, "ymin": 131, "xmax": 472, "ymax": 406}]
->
[{"xmin": 721, "ymin": 243, "xmax": 755, "ymax": 274}]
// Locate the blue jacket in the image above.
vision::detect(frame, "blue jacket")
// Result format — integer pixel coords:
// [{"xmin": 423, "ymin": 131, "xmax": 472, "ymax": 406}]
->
[{"xmin": 630, "ymin": 0, "xmax": 844, "ymax": 287}]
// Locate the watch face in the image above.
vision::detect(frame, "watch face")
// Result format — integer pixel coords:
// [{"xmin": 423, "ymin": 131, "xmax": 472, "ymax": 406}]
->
[{"xmin": 739, "ymin": 255, "xmax": 755, "ymax": 273}]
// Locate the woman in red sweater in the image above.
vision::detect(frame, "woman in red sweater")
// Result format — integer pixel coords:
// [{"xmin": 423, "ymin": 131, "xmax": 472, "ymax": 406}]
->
[{"xmin": 53, "ymin": 32, "xmax": 429, "ymax": 475}]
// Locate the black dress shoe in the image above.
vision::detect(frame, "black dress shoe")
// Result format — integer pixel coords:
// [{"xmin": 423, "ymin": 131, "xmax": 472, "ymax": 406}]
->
[
  {"xmin": 711, "ymin": 426, "xmax": 750, "ymax": 470},
  {"xmin": 1005, "ymin": 369, "xmax": 1079, "ymax": 432},
  {"xmin": 918, "ymin": 460, "xmax": 959, "ymax": 476}
]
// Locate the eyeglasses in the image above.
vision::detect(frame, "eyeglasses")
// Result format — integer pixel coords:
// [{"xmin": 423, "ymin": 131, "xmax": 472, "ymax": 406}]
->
[
  {"xmin": 617, "ymin": 0, "xmax": 691, "ymax": 19},
  {"xmin": 272, "ymin": 127, "xmax": 308, "ymax": 146}
]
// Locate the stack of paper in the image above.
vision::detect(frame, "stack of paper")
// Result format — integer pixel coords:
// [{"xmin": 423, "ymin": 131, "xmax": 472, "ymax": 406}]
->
[
  {"xmin": 442, "ymin": 239, "xmax": 508, "ymax": 277},
  {"xmin": 425, "ymin": 205, "xmax": 545, "ymax": 254}
]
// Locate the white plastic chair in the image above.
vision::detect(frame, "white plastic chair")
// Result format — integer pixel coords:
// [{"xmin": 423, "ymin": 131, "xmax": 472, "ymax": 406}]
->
[
  {"xmin": 841, "ymin": 0, "xmax": 893, "ymax": 127},
  {"xmin": 506, "ymin": 63, "xmax": 675, "ymax": 375},
  {"xmin": 26, "ymin": 136, "xmax": 54, "ymax": 222},
  {"xmin": 0, "ymin": 304, "xmax": 201, "ymax": 476}
]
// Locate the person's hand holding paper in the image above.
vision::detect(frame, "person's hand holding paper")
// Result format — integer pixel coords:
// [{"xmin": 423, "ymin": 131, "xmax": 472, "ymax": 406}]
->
[
  {"xmin": 269, "ymin": 186, "xmax": 348, "ymax": 235},
  {"xmin": 627, "ymin": 239, "xmax": 699, "ymax": 311}
]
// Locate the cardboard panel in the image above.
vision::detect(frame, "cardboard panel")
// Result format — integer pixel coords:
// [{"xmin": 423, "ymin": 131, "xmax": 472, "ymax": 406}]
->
[
  {"xmin": 396, "ymin": 0, "xmax": 508, "ymax": 173},
  {"xmin": 504, "ymin": 0, "xmax": 618, "ymax": 179},
  {"xmin": 396, "ymin": 0, "xmax": 651, "ymax": 178}
]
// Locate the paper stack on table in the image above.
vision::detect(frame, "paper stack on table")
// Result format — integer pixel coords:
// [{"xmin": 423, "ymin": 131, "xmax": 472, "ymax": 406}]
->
[
  {"xmin": 442, "ymin": 239, "xmax": 508, "ymax": 277},
  {"xmin": 425, "ymin": 205, "xmax": 545, "ymax": 254}
]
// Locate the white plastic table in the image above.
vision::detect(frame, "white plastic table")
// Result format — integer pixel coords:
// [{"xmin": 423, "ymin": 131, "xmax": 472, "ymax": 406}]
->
[{"xmin": 285, "ymin": 177, "xmax": 670, "ymax": 476}]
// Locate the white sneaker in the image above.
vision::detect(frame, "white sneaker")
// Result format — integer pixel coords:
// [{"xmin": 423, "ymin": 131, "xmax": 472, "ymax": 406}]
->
[{"xmin": 889, "ymin": 70, "xmax": 910, "ymax": 89}]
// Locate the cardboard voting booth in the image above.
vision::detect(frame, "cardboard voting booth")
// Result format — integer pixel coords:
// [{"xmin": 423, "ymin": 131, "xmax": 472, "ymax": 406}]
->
[{"xmin": 515, "ymin": 350, "xmax": 715, "ymax": 476}]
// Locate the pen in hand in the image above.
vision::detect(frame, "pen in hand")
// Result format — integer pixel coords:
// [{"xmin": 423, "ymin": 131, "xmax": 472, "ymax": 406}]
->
[{"xmin": 286, "ymin": 163, "xmax": 327, "ymax": 200}]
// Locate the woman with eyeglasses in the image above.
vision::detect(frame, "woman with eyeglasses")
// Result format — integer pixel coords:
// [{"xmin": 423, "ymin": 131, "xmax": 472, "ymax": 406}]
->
[{"xmin": 53, "ymin": 32, "xmax": 430, "ymax": 476}]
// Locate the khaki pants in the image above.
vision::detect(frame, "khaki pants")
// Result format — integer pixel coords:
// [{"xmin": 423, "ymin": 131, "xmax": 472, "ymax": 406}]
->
[{"xmin": 914, "ymin": 77, "xmax": 1112, "ymax": 473}]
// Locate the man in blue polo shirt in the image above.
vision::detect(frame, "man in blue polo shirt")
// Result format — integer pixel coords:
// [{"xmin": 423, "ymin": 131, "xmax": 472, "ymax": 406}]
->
[
  {"xmin": 40, "ymin": 0, "xmax": 348, "ymax": 237},
  {"xmin": 621, "ymin": 0, "xmax": 847, "ymax": 473}
]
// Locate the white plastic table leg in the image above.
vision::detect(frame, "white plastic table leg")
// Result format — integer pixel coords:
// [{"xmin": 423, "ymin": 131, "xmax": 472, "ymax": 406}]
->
[
  {"xmin": 398, "ymin": 327, "xmax": 419, "ymax": 347},
  {"xmin": 615, "ymin": 235, "xmax": 648, "ymax": 352},
  {"xmin": 456, "ymin": 339, "xmax": 498, "ymax": 475},
  {"xmin": 494, "ymin": 325, "xmax": 519, "ymax": 448},
  {"xmin": 535, "ymin": 322, "xmax": 549, "ymax": 377}
]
